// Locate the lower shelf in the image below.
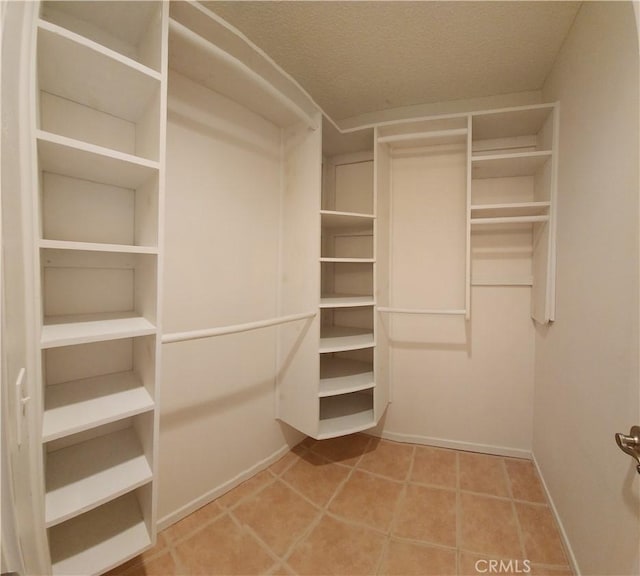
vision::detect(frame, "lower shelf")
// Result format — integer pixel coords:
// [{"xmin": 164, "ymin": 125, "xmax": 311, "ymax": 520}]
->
[
  {"xmin": 318, "ymin": 390, "xmax": 375, "ymax": 440},
  {"xmin": 319, "ymin": 356, "xmax": 374, "ymax": 397},
  {"xmin": 49, "ymin": 490, "xmax": 151, "ymax": 576},
  {"xmin": 45, "ymin": 427, "xmax": 152, "ymax": 527}
]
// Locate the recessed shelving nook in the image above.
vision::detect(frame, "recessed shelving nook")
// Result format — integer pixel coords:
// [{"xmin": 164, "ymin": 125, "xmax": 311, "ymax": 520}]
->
[{"xmin": 32, "ymin": 1, "xmax": 167, "ymax": 574}]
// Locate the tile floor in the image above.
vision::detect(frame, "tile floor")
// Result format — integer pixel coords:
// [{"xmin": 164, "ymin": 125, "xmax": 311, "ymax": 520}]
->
[{"xmin": 109, "ymin": 434, "xmax": 573, "ymax": 576}]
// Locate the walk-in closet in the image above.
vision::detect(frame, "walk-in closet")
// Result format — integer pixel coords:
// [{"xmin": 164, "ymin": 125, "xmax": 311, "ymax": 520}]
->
[{"xmin": 1, "ymin": 2, "xmax": 638, "ymax": 575}]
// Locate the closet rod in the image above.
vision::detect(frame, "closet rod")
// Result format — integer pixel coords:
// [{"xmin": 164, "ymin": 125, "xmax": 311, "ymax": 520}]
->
[
  {"xmin": 377, "ymin": 307, "xmax": 467, "ymax": 316},
  {"xmin": 162, "ymin": 311, "xmax": 316, "ymax": 344},
  {"xmin": 168, "ymin": 19, "xmax": 318, "ymax": 131}
]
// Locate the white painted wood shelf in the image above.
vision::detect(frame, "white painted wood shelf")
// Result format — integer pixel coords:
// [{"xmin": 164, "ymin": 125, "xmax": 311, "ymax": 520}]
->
[
  {"xmin": 320, "ymin": 257, "xmax": 375, "ymax": 263},
  {"xmin": 471, "ymin": 150, "xmax": 552, "ymax": 179},
  {"xmin": 319, "ymin": 357, "xmax": 374, "ymax": 397},
  {"xmin": 470, "ymin": 202, "xmax": 550, "ymax": 219},
  {"xmin": 42, "ymin": 372, "xmax": 154, "ymax": 442},
  {"xmin": 318, "ymin": 391, "xmax": 375, "ymax": 439},
  {"xmin": 319, "ymin": 326, "xmax": 375, "ymax": 353},
  {"xmin": 41, "ymin": 313, "xmax": 156, "ymax": 349},
  {"xmin": 378, "ymin": 127, "xmax": 468, "ymax": 148},
  {"xmin": 320, "ymin": 210, "xmax": 375, "ymax": 229},
  {"xmin": 45, "ymin": 427, "xmax": 152, "ymax": 528},
  {"xmin": 37, "ymin": 131, "xmax": 159, "ymax": 190},
  {"xmin": 48, "ymin": 491, "xmax": 151, "ymax": 576},
  {"xmin": 37, "ymin": 20, "xmax": 161, "ymax": 123},
  {"xmin": 320, "ymin": 295, "xmax": 375, "ymax": 308},
  {"xmin": 39, "ymin": 240, "xmax": 158, "ymax": 255}
]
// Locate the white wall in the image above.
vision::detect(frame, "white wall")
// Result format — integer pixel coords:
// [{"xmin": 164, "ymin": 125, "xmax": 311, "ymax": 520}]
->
[
  {"xmin": 377, "ymin": 145, "xmax": 536, "ymax": 456},
  {"xmin": 159, "ymin": 71, "xmax": 302, "ymax": 524},
  {"xmin": 536, "ymin": 3, "xmax": 639, "ymax": 574}
]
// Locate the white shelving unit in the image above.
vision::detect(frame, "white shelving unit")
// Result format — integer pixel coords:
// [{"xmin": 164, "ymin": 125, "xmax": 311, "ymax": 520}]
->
[
  {"xmin": 33, "ymin": 1, "xmax": 167, "ymax": 572},
  {"xmin": 315, "ymin": 130, "xmax": 384, "ymax": 438},
  {"xmin": 469, "ymin": 103, "xmax": 558, "ymax": 321}
]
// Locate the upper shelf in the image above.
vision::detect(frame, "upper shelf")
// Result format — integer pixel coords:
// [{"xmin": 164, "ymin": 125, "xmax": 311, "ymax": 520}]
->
[
  {"xmin": 472, "ymin": 104, "xmax": 555, "ymax": 142},
  {"xmin": 168, "ymin": 2, "xmax": 318, "ymax": 130},
  {"xmin": 37, "ymin": 21, "xmax": 161, "ymax": 123},
  {"xmin": 471, "ymin": 151, "xmax": 552, "ymax": 179},
  {"xmin": 40, "ymin": 1, "xmax": 163, "ymax": 72},
  {"xmin": 470, "ymin": 202, "xmax": 550, "ymax": 219},
  {"xmin": 378, "ymin": 128, "xmax": 468, "ymax": 149},
  {"xmin": 321, "ymin": 210, "xmax": 374, "ymax": 230}
]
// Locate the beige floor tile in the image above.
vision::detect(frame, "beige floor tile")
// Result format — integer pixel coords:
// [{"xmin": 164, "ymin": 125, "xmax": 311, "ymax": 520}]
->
[
  {"xmin": 216, "ymin": 469, "xmax": 275, "ymax": 509},
  {"xmin": 119, "ymin": 551, "xmax": 180, "ymax": 576},
  {"xmin": 310, "ymin": 433, "xmax": 372, "ymax": 465},
  {"xmin": 233, "ymin": 480, "xmax": 320, "ymax": 556},
  {"xmin": 287, "ymin": 514, "xmax": 386, "ymax": 575},
  {"xmin": 282, "ymin": 450, "xmax": 350, "ymax": 507},
  {"xmin": 162, "ymin": 500, "xmax": 223, "ymax": 544},
  {"xmin": 459, "ymin": 452, "xmax": 511, "ymax": 497},
  {"xmin": 380, "ymin": 540, "xmax": 457, "ymax": 576},
  {"xmin": 411, "ymin": 446, "xmax": 458, "ymax": 489},
  {"xmin": 357, "ymin": 438, "xmax": 414, "ymax": 481},
  {"xmin": 329, "ymin": 470, "xmax": 403, "ymax": 532},
  {"xmin": 392, "ymin": 484, "xmax": 457, "ymax": 547},
  {"xmin": 529, "ymin": 564, "xmax": 574, "ymax": 575},
  {"xmin": 459, "ymin": 551, "xmax": 531, "ymax": 576},
  {"xmin": 173, "ymin": 514, "xmax": 276, "ymax": 575},
  {"xmin": 459, "ymin": 492, "xmax": 523, "ymax": 558},
  {"xmin": 504, "ymin": 459, "xmax": 547, "ymax": 503},
  {"xmin": 270, "ymin": 450, "xmax": 303, "ymax": 477},
  {"xmin": 516, "ymin": 503, "xmax": 568, "ymax": 565}
]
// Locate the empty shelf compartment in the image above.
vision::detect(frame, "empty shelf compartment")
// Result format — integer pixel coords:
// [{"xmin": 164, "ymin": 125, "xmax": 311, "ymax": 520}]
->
[{"xmin": 318, "ymin": 390, "xmax": 375, "ymax": 439}]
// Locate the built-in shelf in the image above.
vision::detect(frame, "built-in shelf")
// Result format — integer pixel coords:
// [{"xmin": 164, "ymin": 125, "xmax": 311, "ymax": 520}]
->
[
  {"xmin": 471, "ymin": 215, "xmax": 549, "ymax": 226},
  {"xmin": 471, "ymin": 150, "xmax": 552, "ymax": 179},
  {"xmin": 48, "ymin": 491, "xmax": 151, "ymax": 576},
  {"xmin": 471, "ymin": 104, "xmax": 555, "ymax": 141},
  {"xmin": 38, "ymin": 21, "xmax": 161, "ymax": 123},
  {"xmin": 320, "ymin": 257, "xmax": 375, "ymax": 264},
  {"xmin": 320, "ymin": 210, "xmax": 375, "ymax": 230},
  {"xmin": 39, "ymin": 240, "xmax": 158, "ymax": 255},
  {"xmin": 319, "ymin": 326, "xmax": 375, "ymax": 353},
  {"xmin": 319, "ymin": 357, "xmax": 374, "ymax": 397},
  {"xmin": 168, "ymin": 14, "xmax": 317, "ymax": 130},
  {"xmin": 45, "ymin": 427, "xmax": 152, "ymax": 527},
  {"xmin": 37, "ymin": 131, "xmax": 159, "ymax": 190},
  {"xmin": 378, "ymin": 128, "xmax": 468, "ymax": 148},
  {"xmin": 41, "ymin": 313, "xmax": 156, "ymax": 349},
  {"xmin": 320, "ymin": 295, "xmax": 375, "ymax": 308},
  {"xmin": 470, "ymin": 202, "xmax": 550, "ymax": 219},
  {"xmin": 43, "ymin": 372, "xmax": 154, "ymax": 442},
  {"xmin": 317, "ymin": 391, "xmax": 375, "ymax": 440}
]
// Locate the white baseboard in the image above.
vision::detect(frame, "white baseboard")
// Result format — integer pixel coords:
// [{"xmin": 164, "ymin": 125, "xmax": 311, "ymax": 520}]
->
[
  {"xmin": 157, "ymin": 443, "xmax": 291, "ymax": 531},
  {"xmin": 532, "ymin": 453, "xmax": 580, "ymax": 576},
  {"xmin": 371, "ymin": 429, "xmax": 533, "ymax": 460}
]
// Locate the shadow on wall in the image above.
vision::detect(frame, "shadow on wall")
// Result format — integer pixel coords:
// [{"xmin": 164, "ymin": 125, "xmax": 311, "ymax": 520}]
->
[
  {"xmin": 380, "ymin": 313, "xmax": 471, "ymax": 356},
  {"xmin": 161, "ymin": 376, "xmax": 274, "ymax": 430}
]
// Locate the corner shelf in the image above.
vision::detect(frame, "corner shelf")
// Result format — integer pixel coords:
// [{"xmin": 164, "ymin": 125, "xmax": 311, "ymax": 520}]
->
[
  {"xmin": 45, "ymin": 427, "xmax": 152, "ymax": 527},
  {"xmin": 319, "ymin": 357, "xmax": 374, "ymax": 397},
  {"xmin": 318, "ymin": 391, "xmax": 375, "ymax": 440},
  {"xmin": 48, "ymin": 491, "xmax": 151, "ymax": 576},
  {"xmin": 320, "ymin": 295, "xmax": 375, "ymax": 308},
  {"xmin": 320, "ymin": 210, "xmax": 375, "ymax": 230},
  {"xmin": 42, "ymin": 372, "xmax": 154, "ymax": 442},
  {"xmin": 41, "ymin": 313, "xmax": 156, "ymax": 349},
  {"xmin": 319, "ymin": 326, "xmax": 375, "ymax": 353}
]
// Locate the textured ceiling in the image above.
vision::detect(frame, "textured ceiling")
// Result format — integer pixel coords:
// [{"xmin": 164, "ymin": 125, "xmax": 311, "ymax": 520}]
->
[{"xmin": 202, "ymin": 1, "xmax": 581, "ymax": 124}]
